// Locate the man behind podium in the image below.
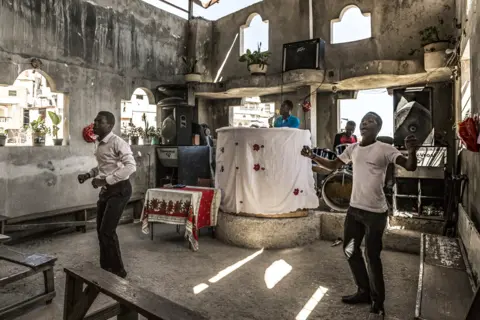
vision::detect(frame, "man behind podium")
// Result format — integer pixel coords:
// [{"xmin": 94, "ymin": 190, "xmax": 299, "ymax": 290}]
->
[{"xmin": 274, "ymin": 100, "xmax": 300, "ymax": 128}]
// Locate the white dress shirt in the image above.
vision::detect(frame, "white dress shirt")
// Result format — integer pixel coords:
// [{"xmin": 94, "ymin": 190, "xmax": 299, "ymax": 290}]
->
[{"xmin": 89, "ymin": 132, "xmax": 136, "ymax": 185}]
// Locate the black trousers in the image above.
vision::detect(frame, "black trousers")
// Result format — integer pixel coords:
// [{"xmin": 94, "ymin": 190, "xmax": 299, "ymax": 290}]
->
[
  {"xmin": 96, "ymin": 179, "xmax": 132, "ymax": 274},
  {"xmin": 343, "ymin": 206, "xmax": 388, "ymax": 305}
]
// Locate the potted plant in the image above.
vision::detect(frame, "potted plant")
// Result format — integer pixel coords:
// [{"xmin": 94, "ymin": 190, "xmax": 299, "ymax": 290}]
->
[
  {"xmin": 144, "ymin": 126, "xmax": 157, "ymax": 145},
  {"xmin": 152, "ymin": 127, "xmax": 162, "ymax": 145},
  {"xmin": 48, "ymin": 111, "xmax": 63, "ymax": 146},
  {"xmin": 411, "ymin": 22, "xmax": 455, "ymax": 71},
  {"xmin": 0, "ymin": 128, "xmax": 7, "ymax": 147},
  {"xmin": 239, "ymin": 42, "xmax": 271, "ymax": 75},
  {"xmin": 26, "ymin": 116, "xmax": 50, "ymax": 146},
  {"xmin": 128, "ymin": 124, "xmax": 144, "ymax": 146},
  {"xmin": 182, "ymin": 57, "xmax": 202, "ymax": 83}
]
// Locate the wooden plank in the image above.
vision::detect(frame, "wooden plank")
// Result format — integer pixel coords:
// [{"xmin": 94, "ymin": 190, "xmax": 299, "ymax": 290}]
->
[
  {"xmin": 0, "ymin": 248, "xmax": 56, "ymax": 269},
  {"xmin": 43, "ymin": 268, "xmax": 55, "ymax": 297},
  {"xmin": 0, "ymin": 291, "xmax": 56, "ymax": 320},
  {"xmin": 420, "ymin": 264, "xmax": 472, "ymax": 320},
  {"xmin": 6, "ymin": 221, "xmax": 92, "ymax": 231},
  {"xmin": 0, "ymin": 234, "xmax": 11, "ymax": 243},
  {"xmin": 6, "ymin": 194, "xmax": 144, "ymax": 224},
  {"xmin": 0, "ymin": 264, "xmax": 51, "ymax": 287},
  {"xmin": 84, "ymin": 303, "xmax": 121, "ymax": 320},
  {"xmin": 424, "ymin": 234, "xmax": 466, "ymax": 270},
  {"xmin": 65, "ymin": 264, "xmax": 208, "ymax": 320},
  {"xmin": 67, "ymin": 284, "xmax": 100, "ymax": 320},
  {"xmin": 63, "ymin": 273, "xmax": 84, "ymax": 320}
]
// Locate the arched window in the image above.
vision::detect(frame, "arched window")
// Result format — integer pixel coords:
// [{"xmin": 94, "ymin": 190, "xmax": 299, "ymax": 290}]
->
[
  {"xmin": 240, "ymin": 13, "xmax": 269, "ymax": 55},
  {"xmin": 331, "ymin": 5, "xmax": 372, "ymax": 44},
  {"xmin": 0, "ymin": 69, "xmax": 68, "ymax": 146},
  {"xmin": 120, "ymin": 88, "xmax": 157, "ymax": 144}
]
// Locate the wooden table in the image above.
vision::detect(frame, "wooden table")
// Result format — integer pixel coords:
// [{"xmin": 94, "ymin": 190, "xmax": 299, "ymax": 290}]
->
[{"xmin": 141, "ymin": 187, "xmax": 220, "ymax": 251}]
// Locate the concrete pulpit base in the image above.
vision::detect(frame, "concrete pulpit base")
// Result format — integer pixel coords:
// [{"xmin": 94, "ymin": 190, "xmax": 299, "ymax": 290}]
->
[{"xmin": 216, "ymin": 211, "xmax": 320, "ymax": 249}]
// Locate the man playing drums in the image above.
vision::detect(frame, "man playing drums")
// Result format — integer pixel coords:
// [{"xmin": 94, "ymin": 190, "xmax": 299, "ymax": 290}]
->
[
  {"xmin": 334, "ymin": 120, "xmax": 358, "ymax": 154},
  {"xmin": 301, "ymin": 112, "xmax": 418, "ymax": 320}
]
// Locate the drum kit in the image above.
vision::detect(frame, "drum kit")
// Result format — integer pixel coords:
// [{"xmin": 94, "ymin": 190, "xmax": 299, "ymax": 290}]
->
[{"xmin": 312, "ymin": 144, "xmax": 352, "ymax": 212}]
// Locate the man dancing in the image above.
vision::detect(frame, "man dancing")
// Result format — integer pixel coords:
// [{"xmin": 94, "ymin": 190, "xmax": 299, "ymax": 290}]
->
[
  {"xmin": 77, "ymin": 111, "xmax": 136, "ymax": 278},
  {"xmin": 301, "ymin": 112, "xmax": 417, "ymax": 319}
]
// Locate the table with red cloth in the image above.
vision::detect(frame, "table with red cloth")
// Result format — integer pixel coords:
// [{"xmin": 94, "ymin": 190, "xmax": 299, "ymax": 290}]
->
[{"xmin": 140, "ymin": 186, "xmax": 220, "ymax": 251}]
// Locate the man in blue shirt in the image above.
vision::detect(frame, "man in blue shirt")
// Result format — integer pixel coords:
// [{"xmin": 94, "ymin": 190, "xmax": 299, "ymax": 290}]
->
[{"xmin": 274, "ymin": 100, "xmax": 300, "ymax": 128}]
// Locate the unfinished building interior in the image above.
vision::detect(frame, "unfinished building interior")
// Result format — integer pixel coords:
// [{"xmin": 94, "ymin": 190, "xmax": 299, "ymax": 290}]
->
[{"xmin": 0, "ymin": 0, "xmax": 479, "ymax": 319}]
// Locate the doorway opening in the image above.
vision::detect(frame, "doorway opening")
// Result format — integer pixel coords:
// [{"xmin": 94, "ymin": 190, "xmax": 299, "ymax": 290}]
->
[{"xmin": 338, "ymin": 89, "xmax": 394, "ymax": 141}]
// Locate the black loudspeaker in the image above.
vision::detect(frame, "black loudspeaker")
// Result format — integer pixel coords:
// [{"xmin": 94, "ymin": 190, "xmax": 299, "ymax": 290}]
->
[
  {"xmin": 175, "ymin": 106, "xmax": 193, "ymax": 146},
  {"xmin": 282, "ymin": 38, "xmax": 326, "ymax": 72}
]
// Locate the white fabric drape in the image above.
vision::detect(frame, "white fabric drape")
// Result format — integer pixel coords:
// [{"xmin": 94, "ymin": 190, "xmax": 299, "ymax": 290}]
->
[{"xmin": 215, "ymin": 127, "xmax": 319, "ymax": 215}]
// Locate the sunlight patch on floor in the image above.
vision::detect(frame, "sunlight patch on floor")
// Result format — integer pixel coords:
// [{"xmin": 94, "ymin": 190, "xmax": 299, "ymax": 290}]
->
[
  {"xmin": 295, "ymin": 286, "xmax": 329, "ymax": 320},
  {"xmin": 264, "ymin": 259, "xmax": 292, "ymax": 289}
]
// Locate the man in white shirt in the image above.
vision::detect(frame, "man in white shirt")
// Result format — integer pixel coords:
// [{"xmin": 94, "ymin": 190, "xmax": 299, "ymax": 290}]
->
[
  {"xmin": 77, "ymin": 111, "xmax": 136, "ymax": 278},
  {"xmin": 301, "ymin": 112, "xmax": 417, "ymax": 320}
]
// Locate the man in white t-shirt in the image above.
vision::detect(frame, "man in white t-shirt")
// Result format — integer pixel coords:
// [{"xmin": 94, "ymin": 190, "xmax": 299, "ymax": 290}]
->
[{"xmin": 301, "ymin": 112, "xmax": 418, "ymax": 320}]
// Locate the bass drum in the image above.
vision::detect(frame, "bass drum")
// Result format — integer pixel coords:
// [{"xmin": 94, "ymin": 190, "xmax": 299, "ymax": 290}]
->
[{"xmin": 321, "ymin": 168, "xmax": 353, "ymax": 212}]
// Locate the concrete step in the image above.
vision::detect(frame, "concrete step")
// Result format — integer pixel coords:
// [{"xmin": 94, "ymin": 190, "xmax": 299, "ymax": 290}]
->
[{"xmin": 415, "ymin": 233, "xmax": 475, "ymax": 320}]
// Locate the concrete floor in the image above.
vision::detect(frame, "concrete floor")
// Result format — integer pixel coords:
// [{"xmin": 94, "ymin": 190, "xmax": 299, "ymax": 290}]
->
[{"xmin": 1, "ymin": 223, "xmax": 419, "ymax": 320}]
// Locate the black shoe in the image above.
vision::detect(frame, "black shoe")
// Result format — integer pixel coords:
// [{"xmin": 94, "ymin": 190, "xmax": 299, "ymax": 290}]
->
[
  {"xmin": 368, "ymin": 303, "xmax": 385, "ymax": 320},
  {"xmin": 116, "ymin": 269, "xmax": 128, "ymax": 279},
  {"xmin": 341, "ymin": 290, "xmax": 371, "ymax": 304}
]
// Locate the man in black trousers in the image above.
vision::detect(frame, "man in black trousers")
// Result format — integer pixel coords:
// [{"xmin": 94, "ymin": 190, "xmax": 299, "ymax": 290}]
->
[
  {"xmin": 78, "ymin": 111, "xmax": 136, "ymax": 278},
  {"xmin": 302, "ymin": 112, "xmax": 418, "ymax": 319}
]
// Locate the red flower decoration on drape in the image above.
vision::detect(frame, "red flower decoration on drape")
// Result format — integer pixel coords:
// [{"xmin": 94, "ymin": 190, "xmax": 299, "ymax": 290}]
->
[
  {"xmin": 293, "ymin": 189, "xmax": 300, "ymax": 196},
  {"xmin": 253, "ymin": 164, "xmax": 260, "ymax": 171},
  {"xmin": 253, "ymin": 144, "xmax": 260, "ymax": 151}
]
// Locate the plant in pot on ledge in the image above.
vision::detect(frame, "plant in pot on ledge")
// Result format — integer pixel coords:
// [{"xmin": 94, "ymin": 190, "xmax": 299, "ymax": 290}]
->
[
  {"xmin": 25, "ymin": 116, "xmax": 50, "ymax": 146},
  {"xmin": 48, "ymin": 111, "xmax": 63, "ymax": 146},
  {"xmin": 127, "ymin": 124, "xmax": 144, "ymax": 146},
  {"xmin": 182, "ymin": 57, "xmax": 202, "ymax": 83},
  {"xmin": 0, "ymin": 128, "xmax": 7, "ymax": 147},
  {"xmin": 411, "ymin": 23, "xmax": 455, "ymax": 72},
  {"xmin": 239, "ymin": 42, "xmax": 271, "ymax": 75}
]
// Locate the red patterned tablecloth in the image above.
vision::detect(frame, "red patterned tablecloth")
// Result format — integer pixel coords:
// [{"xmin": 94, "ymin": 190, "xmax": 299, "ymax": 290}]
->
[{"xmin": 140, "ymin": 186, "xmax": 220, "ymax": 251}]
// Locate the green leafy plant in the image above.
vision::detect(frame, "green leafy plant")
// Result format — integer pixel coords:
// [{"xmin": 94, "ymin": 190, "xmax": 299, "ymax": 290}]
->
[
  {"xmin": 239, "ymin": 42, "xmax": 271, "ymax": 70},
  {"xmin": 182, "ymin": 57, "xmax": 199, "ymax": 74},
  {"xmin": 47, "ymin": 111, "xmax": 62, "ymax": 139},
  {"xmin": 127, "ymin": 123, "xmax": 144, "ymax": 138},
  {"xmin": 25, "ymin": 116, "xmax": 50, "ymax": 136},
  {"xmin": 144, "ymin": 126, "xmax": 157, "ymax": 137},
  {"xmin": 409, "ymin": 19, "xmax": 457, "ymax": 55},
  {"xmin": 0, "ymin": 128, "xmax": 7, "ymax": 137}
]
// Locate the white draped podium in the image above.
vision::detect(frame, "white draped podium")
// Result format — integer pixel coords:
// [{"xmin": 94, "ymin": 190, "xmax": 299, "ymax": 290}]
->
[{"xmin": 215, "ymin": 127, "xmax": 319, "ymax": 215}]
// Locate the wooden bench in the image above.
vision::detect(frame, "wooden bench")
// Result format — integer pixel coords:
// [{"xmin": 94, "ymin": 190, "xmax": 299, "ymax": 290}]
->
[
  {"xmin": 5, "ymin": 194, "xmax": 144, "ymax": 234},
  {"xmin": 415, "ymin": 233, "xmax": 475, "ymax": 320},
  {"xmin": 64, "ymin": 263, "xmax": 208, "ymax": 320},
  {"xmin": 0, "ymin": 246, "xmax": 57, "ymax": 320}
]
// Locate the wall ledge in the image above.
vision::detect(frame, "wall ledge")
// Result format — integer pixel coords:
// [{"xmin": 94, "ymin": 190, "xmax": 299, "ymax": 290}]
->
[{"xmin": 195, "ymin": 61, "xmax": 452, "ymax": 99}]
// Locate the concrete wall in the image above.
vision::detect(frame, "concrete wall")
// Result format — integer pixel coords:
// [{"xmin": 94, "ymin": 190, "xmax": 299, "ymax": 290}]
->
[
  {"xmin": 211, "ymin": 0, "xmax": 455, "ymax": 81},
  {"xmin": 0, "ymin": 0, "xmax": 187, "ymax": 218},
  {"xmin": 458, "ymin": 205, "xmax": 480, "ymax": 285},
  {"xmin": 458, "ymin": 0, "xmax": 480, "ymax": 229},
  {"xmin": 315, "ymin": 0, "xmax": 455, "ymax": 71}
]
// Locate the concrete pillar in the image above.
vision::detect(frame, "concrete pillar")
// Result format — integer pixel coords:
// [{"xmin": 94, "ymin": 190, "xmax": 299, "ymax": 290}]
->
[{"xmin": 308, "ymin": 85, "xmax": 317, "ymax": 146}]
